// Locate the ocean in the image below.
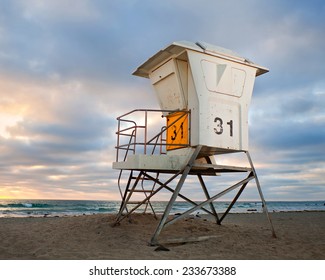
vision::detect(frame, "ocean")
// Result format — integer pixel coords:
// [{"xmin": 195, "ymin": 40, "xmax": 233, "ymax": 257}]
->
[{"xmin": 0, "ymin": 199, "xmax": 324, "ymax": 218}]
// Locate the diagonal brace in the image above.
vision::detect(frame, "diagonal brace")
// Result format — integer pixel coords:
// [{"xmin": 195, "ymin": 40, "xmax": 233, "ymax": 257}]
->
[{"xmin": 164, "ymin": 173, "xmax": 254, "ymax": 229}]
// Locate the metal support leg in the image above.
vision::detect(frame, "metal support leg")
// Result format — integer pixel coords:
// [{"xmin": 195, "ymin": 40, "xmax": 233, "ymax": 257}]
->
[
  {"xmin": 197, "ymin": 174, "xmax": 220, "ymax": 224},
  {"xmin": 150, "ymin": 146, "xmax": 202, "ymax": 245},
  {"xmin": 246, "ymin": 151, "xmax": 277, "ymax": 238},
  {"xmin": 141, "ymin": 171, "xmax": 158, "ymax": 218},
  {"xmin": 218, "ymin": 171, "xmax": 253, "ymax": 224},
  {"xmin": 118, "ymin": 170, "xmax": 133, "ymax": 214}
]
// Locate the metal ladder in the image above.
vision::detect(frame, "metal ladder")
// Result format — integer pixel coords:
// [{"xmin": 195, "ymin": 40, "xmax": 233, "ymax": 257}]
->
[
  {"xmin": 114, "ymin": 109, "xmax": 187, "ymax": 220},
  {"xmin": 116, "ymin": 128, "xmax": 160, "ymax": 217},
  {"xmin": 118, "ymin": 170, "xmax": 159, "ymax": 218}
]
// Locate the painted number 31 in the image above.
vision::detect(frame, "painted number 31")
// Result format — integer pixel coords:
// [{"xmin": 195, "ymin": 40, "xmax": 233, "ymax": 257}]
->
[{"xmin": 214, "ymin": 117, "xmax": 233, "ymax": 137}]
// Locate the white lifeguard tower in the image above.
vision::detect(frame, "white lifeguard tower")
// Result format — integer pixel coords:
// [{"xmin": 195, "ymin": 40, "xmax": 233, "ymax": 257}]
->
[{"xmin": 113, "ymin": 41, "xmax": 276, "ymax": 245}]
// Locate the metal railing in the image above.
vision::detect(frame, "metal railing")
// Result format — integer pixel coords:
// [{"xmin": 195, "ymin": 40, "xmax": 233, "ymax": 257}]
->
[{"xmin": 115, "ymin": 109, "xmax": 190, "ymax": 162}]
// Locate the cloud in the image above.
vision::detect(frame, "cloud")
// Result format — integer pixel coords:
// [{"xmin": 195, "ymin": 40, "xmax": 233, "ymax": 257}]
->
[
  {"xmin": 250, "ymin": 85, "xmax": 325, "ymax": 151},
  {"xmin": 0, "ymin": 73, "xmax": 118, "ymax": 199}
]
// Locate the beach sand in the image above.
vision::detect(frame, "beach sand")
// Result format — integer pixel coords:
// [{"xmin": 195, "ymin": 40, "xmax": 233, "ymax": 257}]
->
[{"xmin": 0, "ymin": 211, "xmax": 324, "ymax": 260}]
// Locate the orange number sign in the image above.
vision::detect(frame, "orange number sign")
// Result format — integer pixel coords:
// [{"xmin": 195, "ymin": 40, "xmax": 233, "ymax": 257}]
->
[{"xmin": 166, "ymin": 112, "xmax": 189, "ymax": 150}]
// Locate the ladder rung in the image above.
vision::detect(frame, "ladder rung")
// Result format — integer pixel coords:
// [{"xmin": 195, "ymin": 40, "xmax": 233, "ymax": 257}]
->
[
  {"xmin": 118, "ymin": 147, "xmax": 135, "ymax": 151},
  {"xmin": 130, "ymin": 177, "xmax": 154, "ymax": 181}
]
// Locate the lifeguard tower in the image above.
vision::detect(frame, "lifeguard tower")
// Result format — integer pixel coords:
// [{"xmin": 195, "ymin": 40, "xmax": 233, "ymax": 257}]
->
[{"xmin": 113, "ymin": 41, "xmax": 276, "ymax": 245}]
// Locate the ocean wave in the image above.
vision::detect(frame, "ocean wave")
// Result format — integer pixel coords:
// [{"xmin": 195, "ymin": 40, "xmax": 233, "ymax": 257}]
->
[
  {"xmin": 1, "ymin": 200, "xmax": 324, "ymax": 218},
  {"xmin": 0, "ymin": 203, "xmax": 50, "ymax": 208}
]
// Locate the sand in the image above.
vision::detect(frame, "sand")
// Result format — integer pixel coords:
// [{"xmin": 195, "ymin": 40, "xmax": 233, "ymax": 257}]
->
[{"xmin": 0, "ymin": 211, "xmax": 324, "ymax": 260}]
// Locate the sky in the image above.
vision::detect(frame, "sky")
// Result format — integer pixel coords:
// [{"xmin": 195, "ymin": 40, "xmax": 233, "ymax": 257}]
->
[{"xmin": 0, "ymin": 0, "xmax": 324, "ymax": 201}]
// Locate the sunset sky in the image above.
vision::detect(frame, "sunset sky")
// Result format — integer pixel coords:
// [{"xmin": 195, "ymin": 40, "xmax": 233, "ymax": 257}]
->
[{"xmin": 0, "ymin": 0, "xmax": 324, "ymax": 201}]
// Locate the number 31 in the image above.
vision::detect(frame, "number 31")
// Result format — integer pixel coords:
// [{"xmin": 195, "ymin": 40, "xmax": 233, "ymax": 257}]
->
[{"xmin": 214, "ymin": 117, "xmax": 233, "ymax": 137}]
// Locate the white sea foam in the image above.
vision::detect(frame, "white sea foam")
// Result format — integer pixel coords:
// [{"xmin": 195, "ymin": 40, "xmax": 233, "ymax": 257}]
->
[{"xmin": 22, "ymin": 203, "xmax": 33, "ymax": 208}]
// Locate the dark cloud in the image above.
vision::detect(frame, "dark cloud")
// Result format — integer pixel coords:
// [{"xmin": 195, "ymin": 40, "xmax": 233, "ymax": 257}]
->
[{"xmin": 251, "ymin": 119, "xmax": 325, "ymax": 151}]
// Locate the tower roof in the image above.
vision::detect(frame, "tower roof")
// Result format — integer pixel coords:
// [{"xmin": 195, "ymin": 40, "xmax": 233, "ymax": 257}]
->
[{"xmin": 133, "ymin": 41, "xmax": 268, "ymax": 78}]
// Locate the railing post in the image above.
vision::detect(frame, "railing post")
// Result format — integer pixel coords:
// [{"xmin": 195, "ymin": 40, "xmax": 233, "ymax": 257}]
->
[
  {"xmin": 116, "ymin": 118, "xmax": 120, "ymax": 162},
  {"xmin": 144, "ymin": 110, "xmax": 147, "ymax": 154}
]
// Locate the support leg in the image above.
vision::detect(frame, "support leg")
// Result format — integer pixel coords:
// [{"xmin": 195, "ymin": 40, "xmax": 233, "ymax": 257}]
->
[
  {"xmin": 141, "ymin": 171, "xmax": 158, "ymax": 218},
  {"xmin": 219, "ymin": 171, "xmax": 253, "ymax": 224},
  {"xmin": 150, "ymin": 146, "xmax": 202, "ymax": 245},
  {"xmin": 197, "ymin": 174, "xmax": 220, "ymax": 224},
  {"xmin": 246, "ymin": 151, "xmax": 277, "ymax": 238},
  {"xmin": 118, "ymin": 170, "xmax": 133, "ymax": 214}
]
